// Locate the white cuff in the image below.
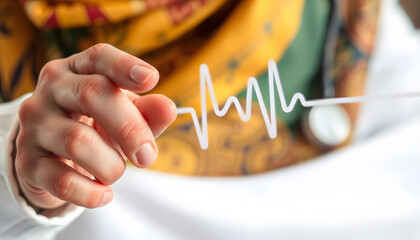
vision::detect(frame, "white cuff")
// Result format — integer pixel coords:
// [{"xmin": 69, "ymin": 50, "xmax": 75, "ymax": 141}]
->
[{"xmin": 0, "ymin": 94, "xmax": 84, "ymax": 240}]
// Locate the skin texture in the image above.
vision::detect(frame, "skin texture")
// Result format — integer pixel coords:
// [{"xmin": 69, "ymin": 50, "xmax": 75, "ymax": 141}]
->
[{"xmin": 15, "ymin": 43, "xmax": 177, "ymax": 209}]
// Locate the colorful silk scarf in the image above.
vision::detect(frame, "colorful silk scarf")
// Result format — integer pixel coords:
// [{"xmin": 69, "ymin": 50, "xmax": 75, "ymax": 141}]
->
[{"xmin": 0, "ymin": 0, "xmax": 381, "ymax": 176}]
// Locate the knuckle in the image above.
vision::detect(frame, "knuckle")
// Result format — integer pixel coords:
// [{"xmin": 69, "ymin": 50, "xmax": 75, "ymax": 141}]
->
[
  {"xmin": 14, "ymin": 152, "xmax": 31, "ymax": 180},
  {"xmin": 110, "ymin": 56, "xmax": 129, "ymax": 75},
  {"xmin": 86, "ymin": 43, "xmax": 110, "ymax": 68},
  {"xmin": 15, "ymin": 130, "xmax": 32, "ymax": 158},
  {"xmin": 15, "ymin": 131, "xmax": 26, "ymax": 150},
  {"xmin": 118, "ymin": 118, "xmax": 148, "ymax": 144},
  {"xmin": 112, "ymin": 56, "xmax": 126, "ymax": 68},
  {"xmin": 39, "ymin": 60, "xmax": 62, "ymax": 84},
  {"xmin": 62, "ymin": 126, "xmax": 93, "ymax": 157},
  {"xmin": 14, "ymin": 129, "xmax": 34, "ymax": 174},
  {"xmin": 18, "ymin": 97, "xmax": 41, "ymax": 123},
  {"xmin": 76, "ymin": 75, "xmax": 109, "ymax": 105},
  {"xmin": 54, "ymin": 173, "xmax": 78, "ymax": 200}
]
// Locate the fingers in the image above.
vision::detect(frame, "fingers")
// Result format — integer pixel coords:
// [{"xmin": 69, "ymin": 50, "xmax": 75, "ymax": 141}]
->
[
  {"xmin": 125, "ymin": 92, "xmax": 177, "ymax": 138},
  {"xmin": 66, "ymin": 43, "xmax": 159, "ymax": 93},
  {"xmin": 16, "ymin": 44, "xmax": 176, "ymax": 209},
  {"xmin": 20, "ymin": 156, "xmax": 113, "ymax": 209},
  {"xmin": 51, "ymin": 72, "xmax": 158, "ymax": 168},
  {"xmin": 36, "ymin": 116, "xmax": 126, "ymax": 185}
]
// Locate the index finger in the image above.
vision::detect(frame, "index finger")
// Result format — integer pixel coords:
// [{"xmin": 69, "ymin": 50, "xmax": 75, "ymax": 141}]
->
[{"xmin": 66, "ymin": 43, "xmax": 159, "ymax": 93}]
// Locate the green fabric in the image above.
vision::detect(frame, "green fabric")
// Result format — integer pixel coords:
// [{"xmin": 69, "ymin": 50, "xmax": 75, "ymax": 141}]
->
[{"xmin": 238, "ymin": 0, "xmax": 331, "ymax": 130}]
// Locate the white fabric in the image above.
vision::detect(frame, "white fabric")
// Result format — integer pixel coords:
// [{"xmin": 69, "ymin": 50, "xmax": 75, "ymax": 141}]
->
[
  {"xmin": 1, "ymin": 0, "xmax": 420, "ymax": 239},
  {"xmin": 354, "ymin": 0, "xmax": 420, "ymax": 140},
  {"xmin": 0, "ymin": 94, "xmax": 83, "ymax": 240},
  {"xmin": 59, "ymin": 119, "xmax": 420, "ymax": 240}
]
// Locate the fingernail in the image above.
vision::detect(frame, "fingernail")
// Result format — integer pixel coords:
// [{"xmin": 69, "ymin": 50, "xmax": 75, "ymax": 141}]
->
[
  {"xmin": 100, "ymin": 191, "xmax": 113, "ymax": 206},
  {"xmin": 129, "ymin": 65, "xmax": 158, "ymax": 85},
  {"xmin": 135, "ymin": 142, "xmax": 157, "ymax": 168}
]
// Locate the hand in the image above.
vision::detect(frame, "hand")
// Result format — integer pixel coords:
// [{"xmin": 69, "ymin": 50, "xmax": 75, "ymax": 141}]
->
[{"xmin": 15, "ymin": 44, "xmax": 177, "ymax": 209}]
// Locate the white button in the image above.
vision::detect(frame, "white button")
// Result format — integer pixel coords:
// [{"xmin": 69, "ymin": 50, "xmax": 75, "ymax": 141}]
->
[{"xmin": 307, "ymin": 105, "xmax": 351, "ymax": 147}]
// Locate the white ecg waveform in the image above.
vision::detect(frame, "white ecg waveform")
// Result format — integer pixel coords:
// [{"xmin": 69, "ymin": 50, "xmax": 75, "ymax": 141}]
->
[{"xmin": 176, "ymin": 60, "xmax": 420, "ymax": 150}]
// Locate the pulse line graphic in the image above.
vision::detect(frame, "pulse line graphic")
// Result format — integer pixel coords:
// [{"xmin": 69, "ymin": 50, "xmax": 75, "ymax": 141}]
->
[{"xmin": 176, "ymin": 60, "xmax": 420, "ymax": 150}]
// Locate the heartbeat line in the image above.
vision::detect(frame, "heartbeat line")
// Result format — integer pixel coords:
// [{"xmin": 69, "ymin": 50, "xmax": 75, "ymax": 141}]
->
[{"xmin": 176, "ymin": 60, "xmax": 420, "ymax": 150}]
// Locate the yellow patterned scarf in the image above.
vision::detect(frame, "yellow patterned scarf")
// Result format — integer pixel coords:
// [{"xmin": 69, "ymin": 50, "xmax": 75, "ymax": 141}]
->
[{"xmin": 0, "ymin": 0, "xmax": 381, "ymax": 176}]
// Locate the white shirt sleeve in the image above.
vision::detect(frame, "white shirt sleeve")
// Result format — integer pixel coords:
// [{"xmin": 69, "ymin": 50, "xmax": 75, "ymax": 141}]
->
[{"xmin": 0, "ymin": 94, "xmax": 84, "ymax": 240}]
